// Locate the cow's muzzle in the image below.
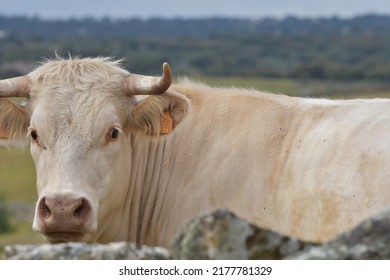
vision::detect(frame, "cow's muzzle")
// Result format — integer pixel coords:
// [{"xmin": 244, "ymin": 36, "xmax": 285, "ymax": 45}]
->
[{"xmin": 33, "ymin": 194, "xmax": 95, "ymax": 243}]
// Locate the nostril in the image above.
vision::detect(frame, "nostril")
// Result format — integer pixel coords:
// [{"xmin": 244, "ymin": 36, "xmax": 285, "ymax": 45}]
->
[
  {"xmin": 38, "ymin": 197, "xmax": 51, "ymax": 219},
  {"xmin": 74, "ymin": 198, "xmax": 91, "ymax": 220}
]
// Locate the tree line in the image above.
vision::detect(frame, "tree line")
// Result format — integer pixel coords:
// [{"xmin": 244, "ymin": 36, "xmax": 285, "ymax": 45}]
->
[{"xmin": 0, "ymin": 15, "xmax": 390, "ymax": 80}]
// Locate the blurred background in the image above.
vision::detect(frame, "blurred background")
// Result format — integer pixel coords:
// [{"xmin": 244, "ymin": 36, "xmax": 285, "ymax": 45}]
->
[{"xmin": 1, "ymin": 0, "xmax": 390, "ymax": 247}]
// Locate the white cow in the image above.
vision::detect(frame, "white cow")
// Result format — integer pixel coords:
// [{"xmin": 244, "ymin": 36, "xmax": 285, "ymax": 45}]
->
[{"xmin": 0, "ymin": 57, "xmax": 389, "ymax": 247}]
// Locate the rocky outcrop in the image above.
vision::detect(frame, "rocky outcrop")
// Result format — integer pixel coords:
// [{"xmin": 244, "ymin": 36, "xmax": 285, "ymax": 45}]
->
[
  {"xmin": 2, "ymin": 208, "xmax": 389, "ymax": 260},
  {"xmin": 171, "ymin": 209, "xmax": 315, "ymax": 259},
  {"xmin": 172, "ymin": 208, "xmax": 390, "ymax": 260},
  {"xmin": 3, "ymin": 242, "xmax": 170, "ymax": 260}
]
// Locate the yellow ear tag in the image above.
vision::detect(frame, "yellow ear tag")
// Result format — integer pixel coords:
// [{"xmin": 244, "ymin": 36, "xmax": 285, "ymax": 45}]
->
[{"xmin": 160, "ymin": 111, "xmax": 173, "ymax": 134}]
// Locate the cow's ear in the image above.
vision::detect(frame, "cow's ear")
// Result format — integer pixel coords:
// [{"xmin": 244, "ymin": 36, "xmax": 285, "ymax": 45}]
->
[
  {"xmin": 0, "ymin": 99, "xmax": 30, "ymax": 146},
  {"xmin": 129, "ymin": 91, "xmax": 190, "ymax": 136}
]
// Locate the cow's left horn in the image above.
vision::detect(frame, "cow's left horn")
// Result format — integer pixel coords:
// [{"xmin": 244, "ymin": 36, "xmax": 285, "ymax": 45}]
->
[
  {"xmin": 0, "ymin": 76, "xmax": 31, "ymax": 97},
  {"xmin": 125, "ymin": 62, "xmax": 172, "ymax": 95}
]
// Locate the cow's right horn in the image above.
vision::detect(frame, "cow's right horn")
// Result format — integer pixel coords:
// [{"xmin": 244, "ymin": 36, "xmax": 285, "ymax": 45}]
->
[
  {"xmin": 0, "ymin": 76, "xmax": 31, "ymax": 98},
  {"xmin": 125, "ymin": 62, "xmax": 172, "ymax": 95}
]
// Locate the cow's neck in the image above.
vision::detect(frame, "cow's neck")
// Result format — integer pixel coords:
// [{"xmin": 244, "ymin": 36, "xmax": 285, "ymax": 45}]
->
[{"xmin": 118, "ymin": 134, "xmax": 172, "ymax": 245}]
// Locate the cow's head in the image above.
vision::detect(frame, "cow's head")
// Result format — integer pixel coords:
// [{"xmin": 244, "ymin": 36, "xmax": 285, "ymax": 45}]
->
[{"xmin": 0, "ymin": 57, "xmax": 189, "ymax": 243}]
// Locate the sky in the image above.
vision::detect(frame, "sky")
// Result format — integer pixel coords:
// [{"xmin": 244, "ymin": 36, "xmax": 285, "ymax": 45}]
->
[{"xmin": 0, "ymin": 0, "xmax": 390, "ymax": 19}]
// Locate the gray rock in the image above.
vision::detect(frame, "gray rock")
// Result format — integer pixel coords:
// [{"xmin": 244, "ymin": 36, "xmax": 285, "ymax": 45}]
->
[
  {"xmin": 288, "ymin": 209, "xmax": 390, "ymax": 260},
  {"xmin": 3, "ymin": 241, "xmax": 170, "ymax": 260},
  {"xmin": 171, "ymin": 208, "xmax": 314, "ymax": 259},
  {"xmin": 2, "ymin": 208, "xmax": 389, "ymax": 260}
]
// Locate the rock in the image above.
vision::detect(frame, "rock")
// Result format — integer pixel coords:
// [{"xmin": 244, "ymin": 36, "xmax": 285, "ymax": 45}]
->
[
  {"xmin": 3, "ymin": 241, "xmax": 170, "ymax": 260},
  {"xmin": 2, "ymin": 208, "xmax": 389, "ymax": 260},
  {"xmin": 171, "ymin": 208, "xmax": 314, "ymax": 259},
  {"xmin": 288, "ymin": 209, "xmax": 390, "ymax": 260}
]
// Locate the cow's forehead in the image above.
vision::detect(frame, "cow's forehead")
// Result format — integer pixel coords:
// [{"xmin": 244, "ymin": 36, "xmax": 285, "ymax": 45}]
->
[
  {"xmin": 26, "ymin": 58, "xmax": 132, "ymax": 117},
  {"xmin": 28, "ymin": 57, "xmax": 129, "ymax": 97}
]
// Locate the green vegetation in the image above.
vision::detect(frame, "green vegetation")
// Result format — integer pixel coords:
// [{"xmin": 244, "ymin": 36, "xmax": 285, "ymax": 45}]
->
[
  {"xmin": 0, "ymin": 194, "xmax": 11, "ymax": 233},
  {"xmin": 1, "ymin": 15, "xmax": 390, "ymax": 83},
  {"xmin": 0, "ymin": 221, "xmax": 43, "ymax": 248},
  {"xmin": 195, "ymin": 76, "xmax": 390, "ymax": 99},
  {"xmin": 0, "ymin": 148, "xmax": 37, "ymax": 247},
  {"xmin": 0, "ymin": 148, "xmax": 36, "ymax": 202}
]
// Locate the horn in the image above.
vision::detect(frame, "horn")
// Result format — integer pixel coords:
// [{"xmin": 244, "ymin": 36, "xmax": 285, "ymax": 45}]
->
[
  {"xmin": 125, "ymin": 62, "xmax": 172, "ymax": 95},
  {"xmin": 0, "ymin": 76, "xmax": 31, "ymax": 98}
]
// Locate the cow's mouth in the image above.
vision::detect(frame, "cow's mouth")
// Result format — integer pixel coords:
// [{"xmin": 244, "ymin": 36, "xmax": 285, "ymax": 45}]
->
[{"xmin": 43, "ymin": 232, "xmax": 84, "ymax": 243}]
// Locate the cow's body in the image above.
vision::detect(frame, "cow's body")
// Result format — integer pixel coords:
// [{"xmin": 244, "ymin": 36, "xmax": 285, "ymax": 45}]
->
[
  {"xmin": 123, "ymin": 83, "xmax": 390, "ymax": 246},
  {"xmin": 0, "ymin": 57, "xmax": 389, "ymax": 247}
]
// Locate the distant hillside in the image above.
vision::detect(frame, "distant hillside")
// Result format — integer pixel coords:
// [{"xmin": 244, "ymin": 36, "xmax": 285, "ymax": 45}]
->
[
  {"xmin": 1, "ymin": 14, "xmax": 390, "ymax": 39},
  {"xmin": 0, "ymin": 15, "xmax": 390, "ymax": 81}
]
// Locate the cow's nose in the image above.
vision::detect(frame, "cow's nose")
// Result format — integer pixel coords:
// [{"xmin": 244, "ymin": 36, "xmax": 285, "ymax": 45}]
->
[{"xmin": 36, "ymin": 194, "xmax": 92, "ymax": 233}]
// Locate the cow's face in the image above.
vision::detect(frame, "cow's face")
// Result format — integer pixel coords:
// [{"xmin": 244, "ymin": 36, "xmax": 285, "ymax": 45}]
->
[
  {"xmin": 0, "ymin": 58, "xmax": 188, "ymax": 243},
  {"xmin": 29, "ymin": 87, "xmax": 132, "ymax": 243}
]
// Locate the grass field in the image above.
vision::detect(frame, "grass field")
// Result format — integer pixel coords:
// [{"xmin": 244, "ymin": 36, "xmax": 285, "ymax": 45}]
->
[
  {"xmin": 0, "ymin": 147, "xmax": 38, "ymax": 248},
  {"xmin": 0, "ymin": 148, "xmax": 36, "ymax": 202},
  {"xmin": 196, "ymin": 76, "xmax": 390, "ymax": 99},
  {"xmin": 1, "ymin": 76, "xmax": 390, "ymax": 248}
]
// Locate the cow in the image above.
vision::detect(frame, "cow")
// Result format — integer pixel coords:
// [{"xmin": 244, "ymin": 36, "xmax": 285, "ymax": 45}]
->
[{"xmin": 0, "ymin": 57, "xmax": 389, "ymax": 248}]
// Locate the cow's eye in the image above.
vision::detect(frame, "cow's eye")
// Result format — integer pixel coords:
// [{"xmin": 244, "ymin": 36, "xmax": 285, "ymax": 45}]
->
[
  {"xmin": 111, "ymin": 128, "xmax": 119, "ymax": 139},
  {"xmin": 31, "ymin": 130, "xmax": 38, "ymax": 141},
  {"xmin": 109, "ymin": 128, "xmax": 119, "ymax": 140}
]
